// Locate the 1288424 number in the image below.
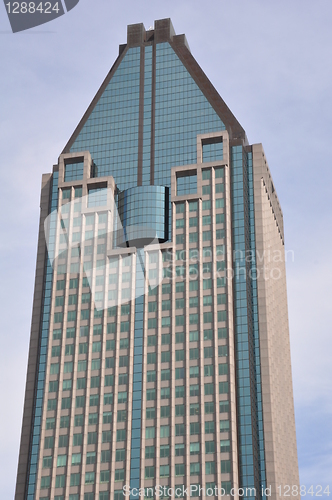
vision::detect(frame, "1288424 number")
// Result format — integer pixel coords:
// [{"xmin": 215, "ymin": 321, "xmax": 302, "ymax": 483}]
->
[
  {"xmin": 278, "ymin": 485, "xmax": 330, "ymax": 497},
  {"xmin": 6, "ymin": 2, "xmax": 60, "ymax": 13}
]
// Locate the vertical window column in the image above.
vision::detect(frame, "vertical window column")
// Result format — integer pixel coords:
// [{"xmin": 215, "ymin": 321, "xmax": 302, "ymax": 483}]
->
[
  {"xmin": 142, "ymin": 46, "xmax": 153, "ymax": 186},
  {"xmin": 27, "ymin": 172, "xmax": 59, "ymax": 500},
  {"xmin": 231, "ymin": 146, "xmax": 260, "ymax": 499},
  {"xmin": 247, "ymin": 152, "xmax": 266, "ymax": 494},
  {"xmin": 130, "ymin": 249, "xmax": 145, "ymax": 497}
]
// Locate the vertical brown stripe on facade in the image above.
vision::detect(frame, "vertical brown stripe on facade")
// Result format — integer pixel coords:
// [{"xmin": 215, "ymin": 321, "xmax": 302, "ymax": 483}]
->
[
  {"xmin": 150, "ymin": 41, "xmax": 156, "ymax": 185},
  {"xmin": 15, "ymin": 174, "xmax": 52, "ymax": 500},
  {"xmin": 137, "ymin": 45, "xmax": 145, "ymax": 186}
]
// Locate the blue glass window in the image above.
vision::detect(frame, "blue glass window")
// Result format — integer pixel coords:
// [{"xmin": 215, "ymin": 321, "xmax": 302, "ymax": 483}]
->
[
  {"xmin": 177, "ymin": 173, "xmax": 197, "ymax": 196},
  {"xmin": 142, "ymin": 46, "xmax": 152, "ymax": 186},
  {"xmin": 64, "ymin": 161, "xmax": 84, "ymax": 181},
  {"xmin": 117, "ymin": 186, "xmax": 168, "ymax": 246},
  {"xmin": 154, "ymin": 43, "xmax": 225, "ymax": 187},
  {"xmin": 202, "ymin": 138, "xmax": 223, "ymax": 162},
  {"xmin": 88, "ymin": 187, "xmax": 107, "ymax": 207},
  {"xmin": 70, "ymin": 48, "xmax": 141, "ymax": 188}
]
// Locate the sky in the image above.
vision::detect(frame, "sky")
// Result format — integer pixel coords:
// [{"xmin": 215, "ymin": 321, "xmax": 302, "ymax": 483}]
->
[{"xmin": 0, "ymin": 0, "xmax": 331, "ymax": 497}]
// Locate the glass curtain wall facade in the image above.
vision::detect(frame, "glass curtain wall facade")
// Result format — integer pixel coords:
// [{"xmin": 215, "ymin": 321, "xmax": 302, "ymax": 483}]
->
[{"xmin": 15, "ymin": 18, "xmax": 300, "ymax": 500}]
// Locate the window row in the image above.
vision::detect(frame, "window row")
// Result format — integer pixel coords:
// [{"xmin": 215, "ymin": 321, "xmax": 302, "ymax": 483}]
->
[
  {"xmin": 51, "ymin": 339, "xmax": 116, "ymax": 356},
  {"xmin": 146, "ymin": 326, "xmax": 226, "ymax": 344},
  {"xmin": 47, "ymin": 380, "xmax": 228, "ymax": 412},
  {"xmin": 43, "ymin": 447, "xmax": 129, "ymax": 470},
  {"xmin": 44, "ymin": 419, "xmax": 230, "ymax": 451},
  {"xmin": 145, "ymin": 362, "xmax": 228, "ymax": 382},
  {"xmin": 144, "ymin": 459, "xmax": 230, "ymax": 479},
  {"xmin": 144, "ymin": 344, "xmax": 228, "ymax": 365},
  {"xmin": 175, "ymin": 229, "xmax": 225, "ymax": 245},
  {"xmin": 175, "ymin": 213, "xmax": 224, "ymax": 229},
  {"xmin": 146, "ymin": 310, "xmax": 227, "ymax": 330},
  {"xmin": 176, "ymin": 195, "xmax": 224, "ymax": 214},
  {"xmin": 46, "ymin": 400, "xmax": 229, "ymax": 431},
  {"xmin": 146, "ymin": 400, "xmax": 229, "ymax": 419},
  {"xmin": 41, "ymin": 469, "xmax": 116, "ymax": 489}
]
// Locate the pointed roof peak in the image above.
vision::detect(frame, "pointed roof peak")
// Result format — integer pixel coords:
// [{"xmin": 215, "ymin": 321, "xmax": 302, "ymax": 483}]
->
[
  {"xmin": 127, "ymin": 18, "xmax": 190, "ymax": 50},
  {"xmin": 62, "ymin": 18, "xmax": 247, "ymax": 155}
]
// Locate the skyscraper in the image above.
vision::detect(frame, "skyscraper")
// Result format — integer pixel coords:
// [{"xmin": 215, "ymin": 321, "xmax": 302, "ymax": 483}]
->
[{"xmin": 15, "ymin": 18, "xmax": 299, "ymax": 500}]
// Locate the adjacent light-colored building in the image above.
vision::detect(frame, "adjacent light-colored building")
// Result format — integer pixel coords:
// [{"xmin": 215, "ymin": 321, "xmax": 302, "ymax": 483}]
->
[{"xmin": 15, "ymin": 18, "xmax": 299, "ymax": 500}]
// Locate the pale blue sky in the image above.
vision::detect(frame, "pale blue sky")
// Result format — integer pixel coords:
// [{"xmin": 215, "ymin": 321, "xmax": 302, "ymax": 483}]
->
[{"xmin": 0, "ymin": 0, "xmax": 331, "ymax": 497}]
